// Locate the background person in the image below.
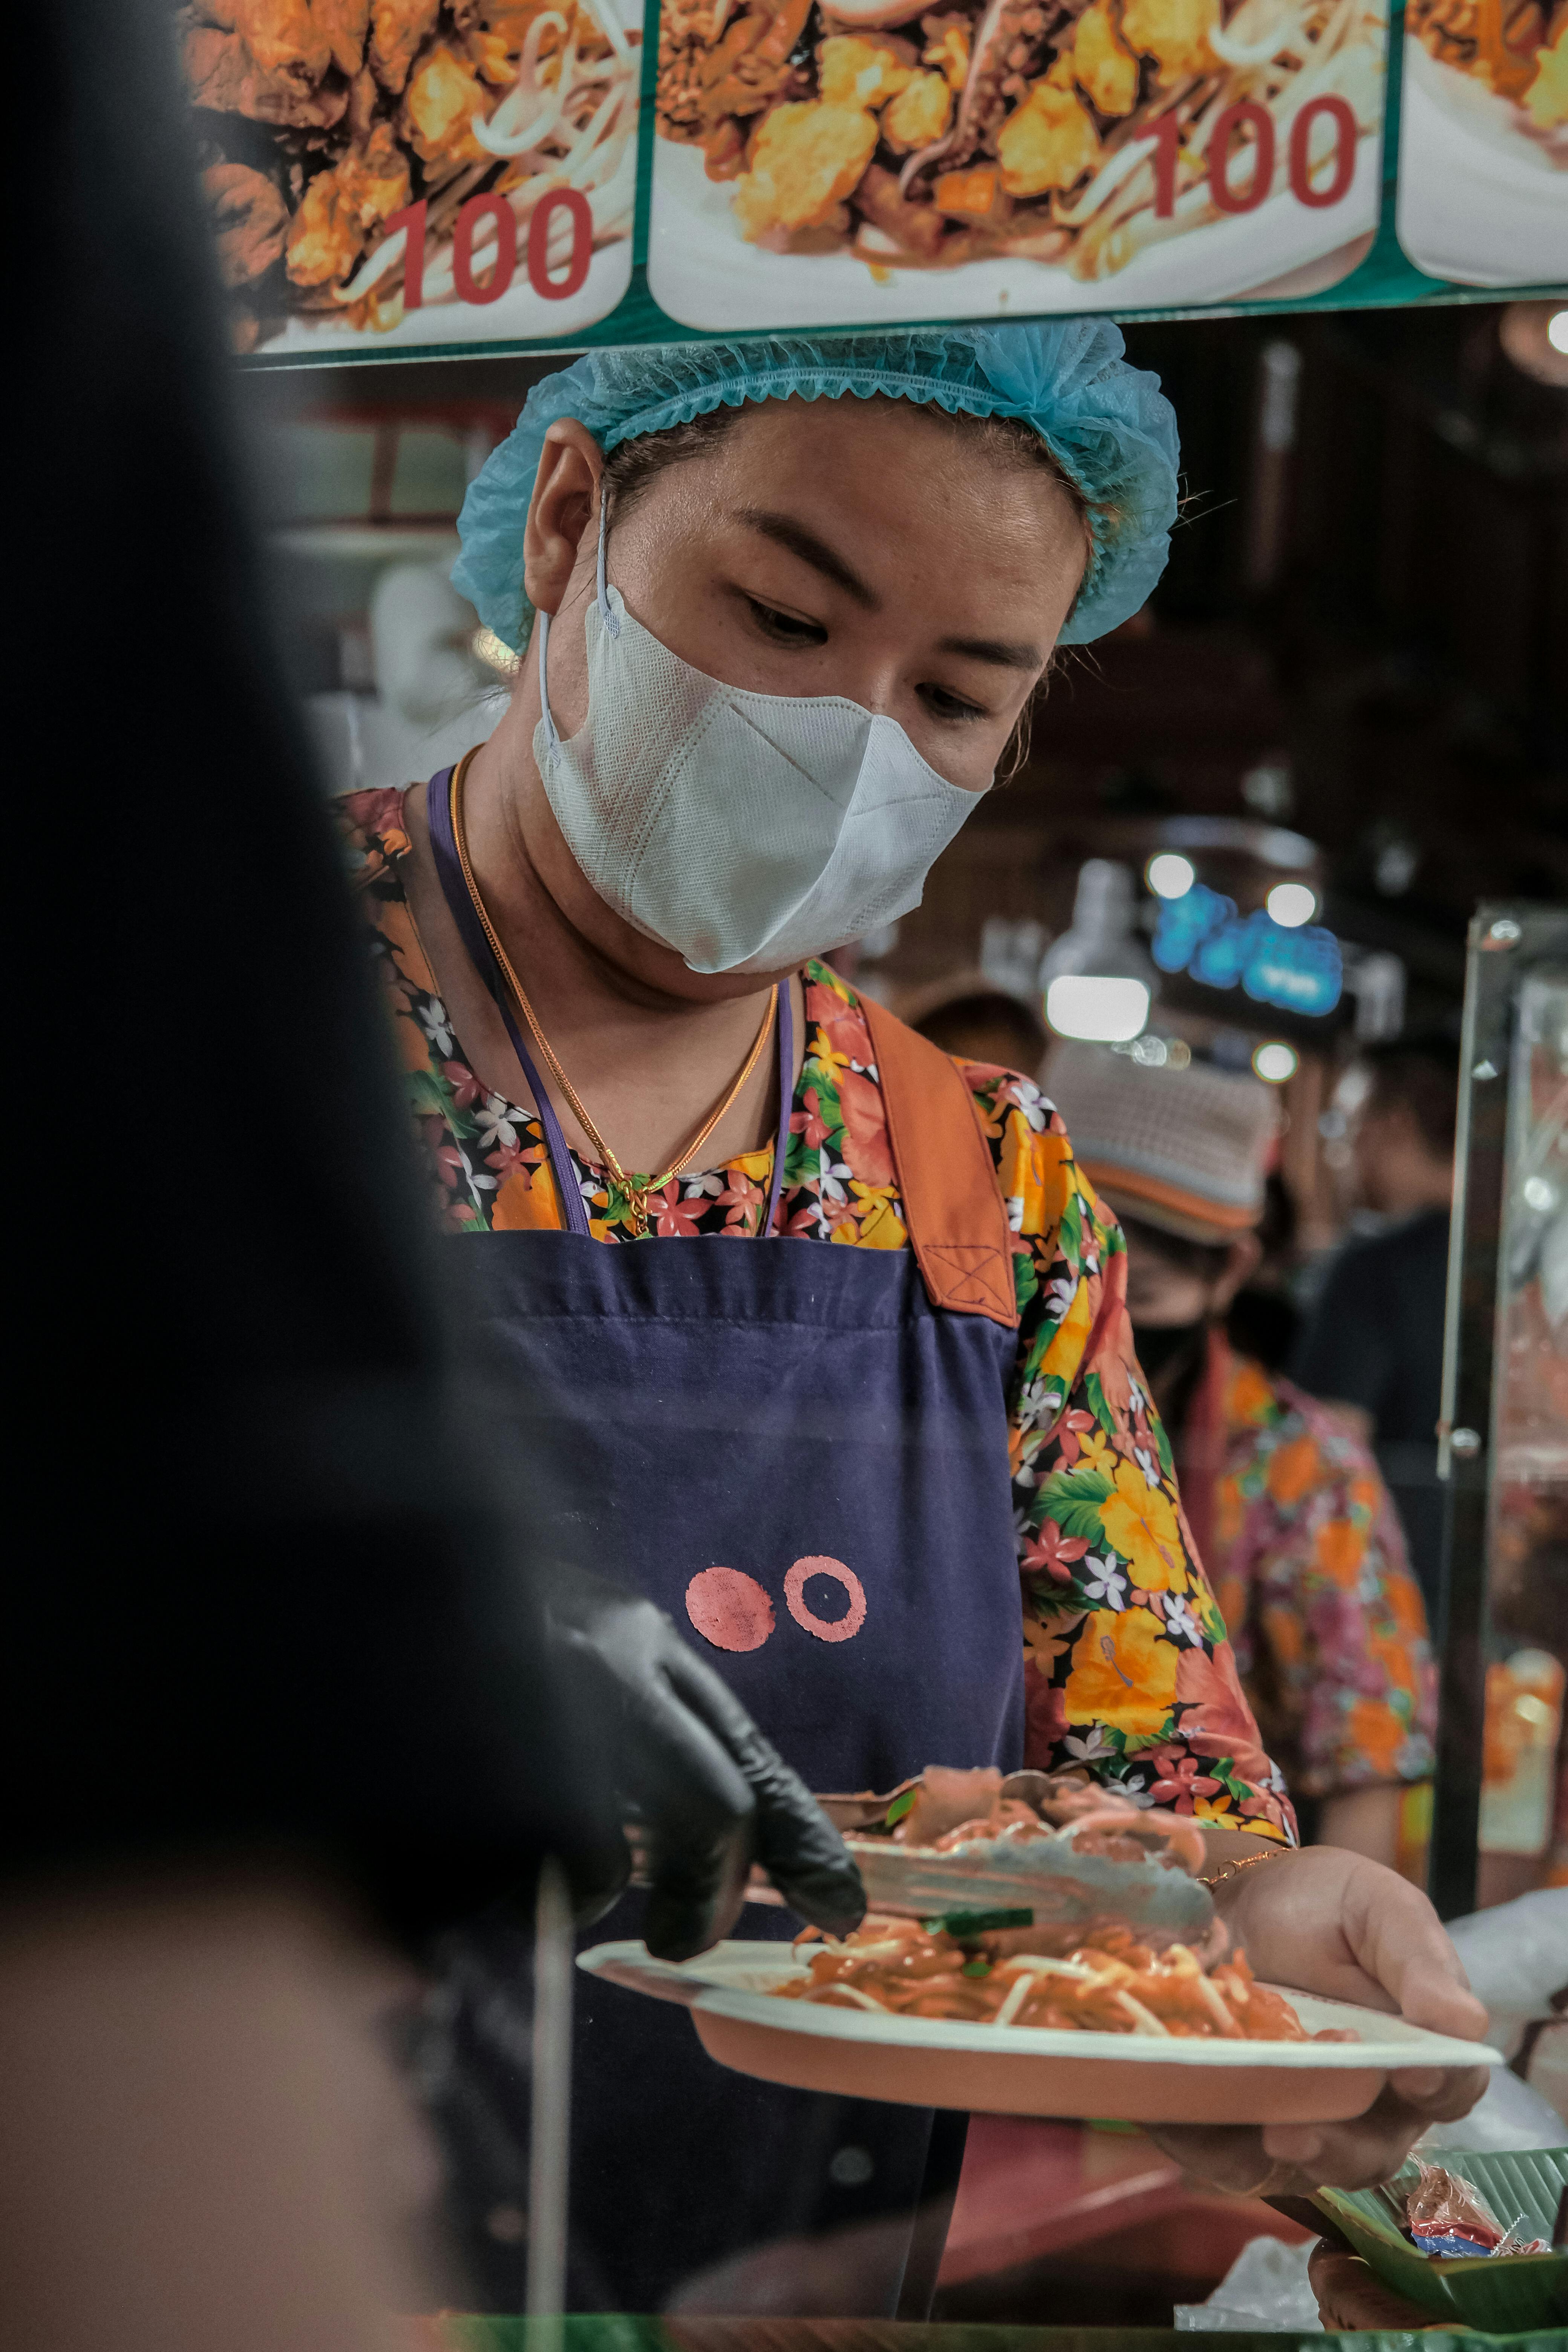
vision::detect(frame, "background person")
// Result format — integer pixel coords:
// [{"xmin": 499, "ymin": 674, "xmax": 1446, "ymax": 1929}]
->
[
  {"xmin": 1047, "ymin": 1043, "xmax": 1437, "ymax": 1869},
  {"xmin": 1292, "ymin": 1035, "xmax": 1461, "ymax": 1617}
]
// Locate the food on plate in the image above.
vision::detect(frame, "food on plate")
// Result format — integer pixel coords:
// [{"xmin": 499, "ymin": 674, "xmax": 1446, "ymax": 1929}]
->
[
  {"xmin": 774, "ymin": 1764, "xmax": 1351, "ymax": 2040},
  {"xmin": 1407, "ymin": 0, "xmax": 1568, "ymax": 147},
  {"xmin": 179, "ymin": 0, "xmax": 641, "ymax": 348},
  {"xmin": 655, "ymin": 0, "xmax": 1384, "ymax": 277},
  {"xmin": 777, "ymin": 1913, "xmax": 1351, "ymax": 2036}
]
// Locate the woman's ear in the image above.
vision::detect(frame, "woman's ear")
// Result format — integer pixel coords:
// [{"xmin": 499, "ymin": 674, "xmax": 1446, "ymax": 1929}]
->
[{"xmin": 524, "ymin": 419, "xmax": 603, "ymax": 617}]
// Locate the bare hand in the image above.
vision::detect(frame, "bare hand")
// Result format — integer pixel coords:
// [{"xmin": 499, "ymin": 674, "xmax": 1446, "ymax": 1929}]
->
[
  {"xmin": 1148, "ymin": 1845, "xmax": 1491, "ymax": 2195},
  {"xmin": 1308, "ymin": 2242, "xmax": 1437, "ymax": 2330}
]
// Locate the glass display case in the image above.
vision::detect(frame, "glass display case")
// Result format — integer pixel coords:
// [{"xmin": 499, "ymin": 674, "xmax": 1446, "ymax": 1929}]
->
[{"xmin": 1433, "ymin": 904, "xmax": 1568, "ymax": 1920}]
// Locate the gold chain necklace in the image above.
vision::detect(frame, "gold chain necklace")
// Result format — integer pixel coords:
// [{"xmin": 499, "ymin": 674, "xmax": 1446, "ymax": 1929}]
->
[{"xmin": 449, "ymin": 752, "xmax": 779, "ymax": 1237}]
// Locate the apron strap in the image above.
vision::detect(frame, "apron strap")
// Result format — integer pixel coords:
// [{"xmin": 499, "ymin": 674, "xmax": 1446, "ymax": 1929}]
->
[
  {"xmin": 425, "ymin": 764, "xmax": 793, "ymax": 1243},
  {"xmin": 860, "ymin": 995, "xmax": 1020, "ymax": 1331},
  {"xmin": 425, "ymin": 763, "xmax": 594, "ymax": 1236}
]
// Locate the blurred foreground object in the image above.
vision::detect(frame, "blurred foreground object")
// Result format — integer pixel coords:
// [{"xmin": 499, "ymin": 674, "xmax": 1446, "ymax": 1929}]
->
[
  {"xmin": 0, "ymin": 1883, "xmax": 429, "ymax": 2352},
  {"xmin": 11, "ymin": 10, "xmax": 856, "ymax": 2352}
]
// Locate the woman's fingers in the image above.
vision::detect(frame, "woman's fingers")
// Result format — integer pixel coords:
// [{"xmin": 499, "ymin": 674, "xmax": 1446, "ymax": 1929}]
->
[
  {"xmin": 1154, "ymin": 2050, "xmax": 1491, "ymax": 2198},
  {"xmin": 1308, "ymin": 2243, "xmax": 1435, "ymax": 2331},
  {"xmin": 1263, "ymin": 2067, "xmax": 1492, "ymax": 2186},
  {"xmin": 1340, "ymin": 1867, "xmax": 1491, "ymax": 2040},
  {"xmin": 624, "ymin": 1672, "xmax": 760, "ymax": 1958},
  {"xmin": 1143, "ymin": 2122, "xmax": 1286, "ymax": 2195}
]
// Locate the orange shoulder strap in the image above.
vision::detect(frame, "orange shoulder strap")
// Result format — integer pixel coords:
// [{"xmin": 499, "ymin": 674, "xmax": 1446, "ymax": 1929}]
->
[{"xmin": 860, "ymin": 994, "xmax": 1020, "ymax": 1331}]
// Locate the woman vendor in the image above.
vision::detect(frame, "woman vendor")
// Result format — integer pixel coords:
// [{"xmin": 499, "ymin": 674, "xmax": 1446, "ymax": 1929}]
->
[{"xmin": 340, "ymin": 325, "xmax": 1486, "ymax": 2313}]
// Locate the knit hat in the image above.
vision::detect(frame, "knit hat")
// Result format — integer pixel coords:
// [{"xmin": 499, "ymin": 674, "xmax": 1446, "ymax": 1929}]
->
[{"xmin": 1047, "ymin": 1043, "xmax": 1278, "ymax": 1245}]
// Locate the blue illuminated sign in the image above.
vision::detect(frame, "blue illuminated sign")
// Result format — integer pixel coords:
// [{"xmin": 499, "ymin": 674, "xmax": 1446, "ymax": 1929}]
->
[{"xmin": 1152, "ymin": 884, "xmax": 1342, "ymax": 1017}]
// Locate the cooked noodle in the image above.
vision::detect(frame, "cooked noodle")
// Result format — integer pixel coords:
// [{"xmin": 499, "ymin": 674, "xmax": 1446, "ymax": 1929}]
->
[{"xmin": 775, "ymin": 1913, "xmax": 1353, "ymax": 2038}]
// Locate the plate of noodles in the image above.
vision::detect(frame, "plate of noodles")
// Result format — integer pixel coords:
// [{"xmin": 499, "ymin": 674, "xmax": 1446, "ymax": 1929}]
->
[
  {"xmin": 588, "ymin": 1768, "xmax": 1499, "ymax": 2122},
  {"xmin": 647, "ymin": 0, "xmax": 1386, "ymax": 324},
  {"xmin": 181, "ymin": 0, "xmax": 643, "ymax": 352}
]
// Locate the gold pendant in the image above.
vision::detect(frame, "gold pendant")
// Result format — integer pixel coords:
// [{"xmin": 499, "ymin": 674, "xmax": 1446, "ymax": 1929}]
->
[{"xmin": 623, "ymin": 1182, "xmax": 649, "ymax": 1237}]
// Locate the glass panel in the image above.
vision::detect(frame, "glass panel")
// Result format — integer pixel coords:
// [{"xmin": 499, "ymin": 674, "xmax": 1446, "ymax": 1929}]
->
[{"xmin": 1480, "ymin": 968, "xmax": 1568, "ymax": 1890}]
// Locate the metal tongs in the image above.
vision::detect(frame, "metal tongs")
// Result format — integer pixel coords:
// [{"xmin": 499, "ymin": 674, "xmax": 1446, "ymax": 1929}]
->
[{"xmin": 812, "ymin": 1767, "xmax": 1218, "ymax": 1943}]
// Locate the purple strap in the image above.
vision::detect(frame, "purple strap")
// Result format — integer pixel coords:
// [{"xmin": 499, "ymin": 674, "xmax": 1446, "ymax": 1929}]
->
[
  {"xmin": 426, "ymin": 765, "xmax": 592, "ymax": 1236},
  {"xmin": 764, "ymin": 978, "xmax": 793, "ymax": 1239},
  {"xmin": 425, "ymin": 767, "xmax": 793, "ymax": 1240}
]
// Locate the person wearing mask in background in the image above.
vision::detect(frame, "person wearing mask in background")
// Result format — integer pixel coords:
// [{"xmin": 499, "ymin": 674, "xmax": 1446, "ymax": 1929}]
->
[
  {"xmin": 8, "ymin": 10, "xmax": 862, "ymax": 2352},
  {"xmin": 1047, "ymin": 1044, "xmax": 1436, "ymax": 1871},
  {"xmin": 1292, "ymin": 1037, "xmax": 1460, "ymax": 1620},
  {"xmin": 342, "ymin": 326, "xmax": 1488, "ymax": 2312}
]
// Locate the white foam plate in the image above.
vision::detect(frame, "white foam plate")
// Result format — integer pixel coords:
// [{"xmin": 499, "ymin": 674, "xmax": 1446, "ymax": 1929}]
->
[
  {"xmin": 1396, "ymin": 40, "xmax": 1568, "ymax": 289},
  {"xmin": 580, "ymin": 1939, "xmax": 1501, "ymax": 2125}
]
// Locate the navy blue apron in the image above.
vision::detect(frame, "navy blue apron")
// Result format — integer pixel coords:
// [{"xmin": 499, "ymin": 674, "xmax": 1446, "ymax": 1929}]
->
[{"xmin": 422, "ymin": 768, "xmax": 1025, "ymax": 2315}]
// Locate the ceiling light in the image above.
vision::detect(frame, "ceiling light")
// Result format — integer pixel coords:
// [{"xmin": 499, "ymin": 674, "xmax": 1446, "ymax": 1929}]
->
[
  {"xmin": 1041, "ymin": 861, "xmax": 1157, "ymax": 1043},
  {"xmin": 1047, "ymin": 975, "xmax": 1152, "ymax": 1043},
  {"xmin": 1267, "ymin": 881, "xmax": 1317, "ymax": 928},
  {"xmin": 1253, "ymin": 1041, "xmax": 1298, "ymax": 1084},
  {"xmin": 1500, "ymin": 302, "xmax": 1568, "ymax": 389},
  {"xmin": 1147, "ymin": 852, "xmax": 1196, "ymax": 899}
]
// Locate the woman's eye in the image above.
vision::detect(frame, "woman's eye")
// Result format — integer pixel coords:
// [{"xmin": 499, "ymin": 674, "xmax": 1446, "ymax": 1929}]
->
[
  {"xmin": 746, "ymin": 597, "xmax": 827, "ymax": 647},
  {"xmin": 920, "ymin": 683, "xmax": 989, "ymax": 722}
]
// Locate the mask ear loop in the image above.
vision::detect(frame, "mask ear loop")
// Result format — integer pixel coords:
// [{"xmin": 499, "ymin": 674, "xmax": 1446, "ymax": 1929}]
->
[
  {"xmin": 536, "ymin": 471, "xmax": 616, "ymax": 754},
  {"xmin": 595, "ymin": 472, "xmax": 621, "ymax": 639}
]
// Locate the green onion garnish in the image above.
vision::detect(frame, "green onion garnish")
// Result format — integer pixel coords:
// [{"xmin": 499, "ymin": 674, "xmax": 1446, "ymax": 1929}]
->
[{"xmin": 923, "ymin": 1906, "xmax": 1035, "ymax": 1938}]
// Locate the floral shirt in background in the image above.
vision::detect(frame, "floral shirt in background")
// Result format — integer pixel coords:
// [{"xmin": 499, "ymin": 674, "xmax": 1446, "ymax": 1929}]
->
[
  {"xmin": 1203, "ymin": 1344, "xmax": 1436, "ymax": 1801},
  {"xmin": 344, "ymin": 787, "xmax": 1297, "ymax": 1842}
]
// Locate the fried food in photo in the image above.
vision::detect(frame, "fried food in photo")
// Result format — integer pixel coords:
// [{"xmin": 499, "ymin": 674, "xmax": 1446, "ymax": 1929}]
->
[
  {"xmin": 996, "ymin": 79, "xmax": 1101, "ymax": 193},
  {"xmin": 882, "ymin": 68, "xmax": 953, "ymax": 144},
  {"xmin": 183, "ymin": 0, "xmax": 639, "ymax": 342},
  {"xmin": 1069, "ymin": 0, "xmax": 1141, "ymax": 113},
  {"xmin": 732, "ymin": 99, "xmax": 881, "ymax": 233}
]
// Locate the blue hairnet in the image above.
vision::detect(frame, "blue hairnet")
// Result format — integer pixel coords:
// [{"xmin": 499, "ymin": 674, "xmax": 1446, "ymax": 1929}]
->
[{"xmin": 454, "ymin": 322, "xmax": 1178, "ymax": 655}]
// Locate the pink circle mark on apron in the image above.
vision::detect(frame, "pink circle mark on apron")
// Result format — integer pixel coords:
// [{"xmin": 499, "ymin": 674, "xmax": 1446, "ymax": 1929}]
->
[
  {"xmin": 784, "ymin": 1556, "xmax": 867, "ymax": 1644},
  {"xmin": 685, "ymin": 1565, "xmax": 776, "ymax": 1653}
]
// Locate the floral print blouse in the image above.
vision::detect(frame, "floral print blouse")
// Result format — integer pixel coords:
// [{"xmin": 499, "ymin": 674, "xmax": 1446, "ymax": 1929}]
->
[
  {"xmin": 1200, "ymin": 1343, "xmax": 1436, "ymax": 1802},
  {"xmin": 344, "ymin": 786, "xmax": 1297, "ymax": 1844}
]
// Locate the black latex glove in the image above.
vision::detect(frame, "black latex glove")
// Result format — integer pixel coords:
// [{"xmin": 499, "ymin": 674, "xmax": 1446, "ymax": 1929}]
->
[{"xmin": 546, "ymin": 1568, "xmax": 865, "ymax": 1962}]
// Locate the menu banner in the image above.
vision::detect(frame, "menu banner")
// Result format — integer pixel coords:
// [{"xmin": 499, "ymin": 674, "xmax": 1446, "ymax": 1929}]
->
[
  {"xmin": 185, "ymin": 0, "xmax": 643, "ymax": 354},
  {"xmin": 185, "ymin": 0, "xmax": 1563, "ymax": 360}
]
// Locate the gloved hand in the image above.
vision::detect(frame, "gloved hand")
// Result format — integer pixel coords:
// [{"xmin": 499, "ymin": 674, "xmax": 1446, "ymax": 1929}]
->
[{"xmin": 547, "ymin": 1569, "xmax": 865, "ymax": 1962}]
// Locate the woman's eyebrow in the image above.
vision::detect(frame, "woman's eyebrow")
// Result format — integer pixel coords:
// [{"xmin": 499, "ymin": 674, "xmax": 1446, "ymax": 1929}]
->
[
  {"xmin": 939, "ymin": 633, "xmax": 1043, "ymax": 671},
  {"xmin": 732, "ymin": 508, "xmax": 879, "ymax": 608}
]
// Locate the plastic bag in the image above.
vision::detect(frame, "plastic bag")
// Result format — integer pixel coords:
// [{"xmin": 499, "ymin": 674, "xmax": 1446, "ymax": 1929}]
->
[
  {"xmin": 1404, "ymin": 2161, "xmax": 1550, "ymax": 2259},
  {"xmin": 1420, "ymin": 2061, "xmax": 1567, "ymax": 2154},
  {"xmin": 1173, "ymin": 2234, "xmax": 1323, "ymax": 2330}
]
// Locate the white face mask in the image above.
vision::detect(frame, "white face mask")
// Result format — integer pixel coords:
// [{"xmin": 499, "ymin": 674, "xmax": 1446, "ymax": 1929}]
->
[{"xmin": 531, "ymin": 501, "xmax": 985, "ymax": 975}]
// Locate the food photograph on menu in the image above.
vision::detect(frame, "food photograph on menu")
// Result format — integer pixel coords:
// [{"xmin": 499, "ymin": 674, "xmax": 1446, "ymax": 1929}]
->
[
  {"xmin": 180, "ymin": 0, "xmax": 643, "ymax": 352},
  {"xmin": 1396, "ymin": 0, "xmax": 1566, "ymax": 286},
  {"xmin": 650, "ymin": 0, "xmax": 1389, "ymax": 325}
]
